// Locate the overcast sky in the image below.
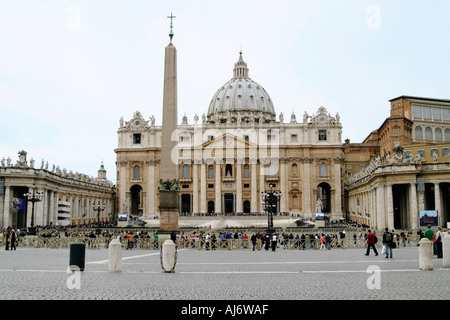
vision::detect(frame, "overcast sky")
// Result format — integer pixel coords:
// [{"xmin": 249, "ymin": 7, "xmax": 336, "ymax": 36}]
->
[{"xmin": 1, "ymin": 0, "xmax": 449, "ymax": 183}]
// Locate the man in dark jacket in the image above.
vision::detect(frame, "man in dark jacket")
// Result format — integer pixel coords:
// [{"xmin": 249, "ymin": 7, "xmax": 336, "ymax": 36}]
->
[
  {"xmin": 365, "ymin": 230, "xmax": 378, "ymax": 256},
  {"xmin": 382, "ymin": 228, "xmax": 393, "ymax": 258}
]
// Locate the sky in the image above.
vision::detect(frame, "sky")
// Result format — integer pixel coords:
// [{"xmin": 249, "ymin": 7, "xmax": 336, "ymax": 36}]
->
[{"xmin": 1, "ymin": 0, "xmax": 449, "ymax": 183}]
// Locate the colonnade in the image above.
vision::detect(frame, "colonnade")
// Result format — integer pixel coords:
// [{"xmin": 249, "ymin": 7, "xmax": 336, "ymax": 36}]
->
[{"xmin": 349, "ymin": 179, "xmax": 446, "ymax": 231}]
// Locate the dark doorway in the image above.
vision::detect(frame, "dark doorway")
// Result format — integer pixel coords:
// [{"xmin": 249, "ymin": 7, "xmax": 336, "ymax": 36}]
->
[
  {"xmin": 208, "ymin": 201, "xmax": 214, "ymax": 214},
  {"xmin": 181, "ymin": 194, "xmax": 191, "ymax": 214},
  {"xmin": 243, "ymin": 200, "xmax": 250, "ymax": 214},
  {"xmin": 424, "ymin": 183, "xmax": 435, "ymax": 210},
  {"xmin": 393, "ymin": 184, "xmax": 409, "ymax": 229},
  {"xmin": 130, "ymin": 185, "xmax": 142, "ymax": 216},
  {"xmin": 224, "ymin": 193, "xmax": 234, "ymax": 215}
]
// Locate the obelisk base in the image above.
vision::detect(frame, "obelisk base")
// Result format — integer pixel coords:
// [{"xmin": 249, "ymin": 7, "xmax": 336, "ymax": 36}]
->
[{"xmin": 158, "ymin": 190, "xmax": 179, "ymax": 235}]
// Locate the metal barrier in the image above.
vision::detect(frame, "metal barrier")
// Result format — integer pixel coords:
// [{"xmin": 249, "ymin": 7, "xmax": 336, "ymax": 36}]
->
[{"xmin": 6, "ymin": 232, "xmax": 420, "ymax": 250}]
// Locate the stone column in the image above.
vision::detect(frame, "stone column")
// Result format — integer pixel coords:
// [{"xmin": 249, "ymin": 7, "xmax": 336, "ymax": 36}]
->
[
  {"xmin": 386, "ymin": 184, "xmax": 394, "ymax": 230},
  {"xmin": 250, "ymin": 158, "xmax": 257, "ymax": 213},
  {"xmin": 259, "ymin": 162, "xmax": 265, "ymax": 212},
  {"xmin": 236, "ymin": 159, "xmax": 243, "ymax": 213},
  {"xmin": 409, "ymin": 183, "xmax": 418, "ymax": 230},
  {"xmin": 302, "ymin": 157, "xmax": 312, "ymax": 218},
  {"xmin": 119, "ymin": 160, "xmax": 128, "ymax": 214},
  {"xmin": 376, "ymin": 185, "xmax": 385, "ymax": 229},
  {"xmin": 146, "ymin": 160, "xmax": 157, "ymax": 216},
  {"xmin": 2, "ymin": 186, "xmax": 11, "ymax": 228},
  {"xmin": 333, "ymin": 157, "xmax": 343, "ymax": 218},
  {"xmin": 200, "ymin": 162, "xmax": 206, "ymax": 214},
  {"xmin": 280, "ymin": 158, "xmax": 287, "ymax": 213},
  {"xmin": 434, "ymin": 182, "xmax": 442, "ymax": 226},
  {"xmin": 215, "ymin": 160, "xmax": 222, "ymax": 214},
  {"xmin": 192, "ymin": 160, "xmax": 199, "ymax": 215}
]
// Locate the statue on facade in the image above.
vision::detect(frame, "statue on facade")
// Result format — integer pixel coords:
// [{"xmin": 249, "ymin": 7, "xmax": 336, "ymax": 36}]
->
[
  {"xmin": 315, "ymin": 199, "xmax": 323, "ymax": 213},
  {"xmin": 16, "ymin": 150, "xmax": 28, "ymax": 167},
  {"xmin": 303, "ymin": 111, "xmax": 309, "ymax": 123}
]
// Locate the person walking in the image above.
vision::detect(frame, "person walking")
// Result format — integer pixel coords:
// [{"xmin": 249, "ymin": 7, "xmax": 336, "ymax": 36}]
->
[
  {"xmin": 435, "ymin": 227, "xmax": 443, "ymax": 258},
  {"xmin": 382, "ymin": 228, "xmax": 393, "ymax": 258},
  {"xmin": 4, "ymin": 228, "xmax": 11, "ymax": 250},
  {"xmin": 9, "ymin": 229, "xmax": 17, "ymax": 251},
  {"xmin": 271, "ymin": 233, "xmax": 277, "ymax": 252},
  {"xmin": 205, "ymin": 233, "xmax": 210, "ymax": 250},
  {"xmin": 251, "ymin": 233, "xmax": 257, "ymax": 251},
  {"xmin": 326, "ymin": 234, "xmax": 332, "ymax": 250},
  {"xmin": 365, "ymin": 229, "xmax": 378, "ymax": 256},
  {"xmin": 319, "ymin": 235, "xmax": 326, "ymax": 250}
]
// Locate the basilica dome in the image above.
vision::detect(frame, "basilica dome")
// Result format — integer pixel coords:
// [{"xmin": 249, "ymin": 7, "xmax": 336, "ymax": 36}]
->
[{"xmin": 206, "ymin": 52, "xmax": 276, "ymax": 123}]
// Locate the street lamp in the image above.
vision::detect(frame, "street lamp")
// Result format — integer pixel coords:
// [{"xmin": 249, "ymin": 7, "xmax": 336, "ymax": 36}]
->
[
  {"xmin": 93, "ymin": 201, "xmax": 106, "ymax": 235},
  {"xmin": 24, "ymin": 184, "xmax": 44, "ymax": 235},
  {"xmin": 261, "ymin": 183, "xmax": 282, "ymax": 234}
]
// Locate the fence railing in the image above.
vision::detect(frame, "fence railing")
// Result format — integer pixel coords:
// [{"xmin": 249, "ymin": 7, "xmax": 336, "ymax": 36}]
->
[{"xmin": 3, "ymin": 233, "xmax": 419, "ymax": 250}]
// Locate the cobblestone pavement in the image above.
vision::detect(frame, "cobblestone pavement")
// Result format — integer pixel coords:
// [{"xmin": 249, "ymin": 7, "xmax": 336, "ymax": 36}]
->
[{"xmin": 0, "ymin": 245, "xmax": 448, "ymax": 303}]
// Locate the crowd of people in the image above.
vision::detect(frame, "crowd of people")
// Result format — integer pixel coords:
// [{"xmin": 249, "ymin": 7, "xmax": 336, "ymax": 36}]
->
[{"xmin": 2, "ymin": 222, "xmax": 446, "ymax": 256}]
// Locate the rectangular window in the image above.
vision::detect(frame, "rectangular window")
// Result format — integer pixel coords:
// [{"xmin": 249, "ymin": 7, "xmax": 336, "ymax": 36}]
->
[
  {"xmin": 243, "ymin": 166, "xmax": 250, "ymax": 177},
  {"xmin": 443, "ymin": 108, "xmax": 450, "ymax": 121},
  {"xmin": 412, "ymin": 105, "xmax": 422, "ymax": 119},
  {"xmin": 208, "ymin": 166, "xmax": 214, "ymax": 179},
  {"xmin": 431, "ymin": 149, "xmax": 439, "ymax": 157},
  {"xmin": 290, "ymin": 134, "xmax": 298, "ymax": 142},
  {"xmin": 133, "ymin": 133, "xmax": 141, "ymax": 144},
  {"xmin": 418, "ymin": 150, "xmax": 425, "ymax": 158},
  {"xmin": 244, "ymin": 183, "xmax": 250, "ymax": 188},
  {"xmin": 443, "ymin": 148, "xmax": 449, "ymax": 157},
  {"xmin": 422, "ymin": 106, "xmax": 431, "ymax": 119},
  {"xmin": 432, "ymin": 107, "xmax": 441, "ymax": 120},
  {"xmin": 318, "ymin": 130, "xmax": 327, "ymax": 141}
]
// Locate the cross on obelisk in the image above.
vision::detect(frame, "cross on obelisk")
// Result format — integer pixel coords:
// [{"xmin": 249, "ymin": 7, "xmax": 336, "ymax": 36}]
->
[{"xmin": 167, "ymin": 13, "xmax": 176, "ymax": 43}]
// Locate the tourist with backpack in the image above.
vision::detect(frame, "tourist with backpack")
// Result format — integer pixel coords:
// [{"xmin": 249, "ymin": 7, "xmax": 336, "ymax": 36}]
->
[{"xmin": 382, "ymin": 228, "xmax": 393, "ymax": 258}]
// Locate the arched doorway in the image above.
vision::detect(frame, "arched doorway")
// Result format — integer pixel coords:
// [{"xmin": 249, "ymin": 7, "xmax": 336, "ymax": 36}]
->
[
  {"xmin": 130, "ymin": 185, "xmax": 142, "ymax": 216},
  {"xmin": 317, "ymin": 182, "xmax": 331, "ymax": 213}
]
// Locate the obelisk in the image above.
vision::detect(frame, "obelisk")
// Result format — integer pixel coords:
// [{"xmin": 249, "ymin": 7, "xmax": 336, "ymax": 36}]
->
[{"xmin": 158, "ymin": 13, "xmax": 179, "ymax": 234}]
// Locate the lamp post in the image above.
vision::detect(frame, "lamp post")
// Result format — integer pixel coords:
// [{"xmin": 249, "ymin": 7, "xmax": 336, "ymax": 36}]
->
[
  {"xmin": 93, "ymin": 201, "xmax": 106, "ymax": 235},
  {"xmin": 24, "ymin": 184, "xmax": 44, "ymax": 235},
  {"xmin": 261, "ymin": 183, "xmax": 282, "ymax": 234}
]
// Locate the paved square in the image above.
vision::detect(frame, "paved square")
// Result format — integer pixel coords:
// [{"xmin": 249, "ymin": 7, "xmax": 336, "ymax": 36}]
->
[{"xmin": 0, "ymin": 245, "xmax": 448, "ymax": 302}]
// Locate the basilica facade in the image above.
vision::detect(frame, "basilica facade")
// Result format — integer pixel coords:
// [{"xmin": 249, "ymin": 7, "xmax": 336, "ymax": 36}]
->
[{"xmin": 115, "ymin": 51, "xmax": 345, "ymax": 221}]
